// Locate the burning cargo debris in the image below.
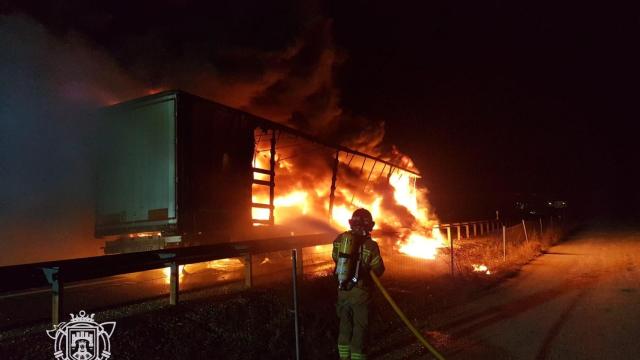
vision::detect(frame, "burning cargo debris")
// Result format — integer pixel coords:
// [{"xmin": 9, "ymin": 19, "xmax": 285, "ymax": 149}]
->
[
  {"xmin": 472, "ymin": 264, "xmax": 492, "ymax": 275},
  {"xmin": 96, "ymin": 90, "xmax": 443, "ymax": 259}
]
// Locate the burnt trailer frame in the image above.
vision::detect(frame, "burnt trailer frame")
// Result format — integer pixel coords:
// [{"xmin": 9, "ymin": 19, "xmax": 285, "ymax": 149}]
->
[{"xmin": 95, "ymin": 90, "xmax": 418, "ymax": 251}]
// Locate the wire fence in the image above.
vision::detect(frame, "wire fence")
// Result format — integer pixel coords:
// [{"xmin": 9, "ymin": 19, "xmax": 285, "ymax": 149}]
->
[
  {"xmin": 291, "ymin": 216, "xmax": 569, "ymax": 283},
  {"xmin": 446, "ymin": 216, "xmax": 566, "ymax": 278},
  {"xmin": 180, "ymin": 216, "xmax": 568, "ymax": 289}
]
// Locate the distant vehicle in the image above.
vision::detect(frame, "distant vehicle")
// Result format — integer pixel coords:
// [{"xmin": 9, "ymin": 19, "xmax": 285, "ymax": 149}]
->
[
  {"xmin": 546, "ymin": 200, "xmax": 568, "ymax": 209},
  {"xmin": 514, "ymin": 197, "xmax": 567, "ymax": 219}
]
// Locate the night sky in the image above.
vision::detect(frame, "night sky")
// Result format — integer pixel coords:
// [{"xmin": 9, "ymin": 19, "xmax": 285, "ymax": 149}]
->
[{"xmin": 2, "ymin": 0, "xmax": 639, "ymax": 221}]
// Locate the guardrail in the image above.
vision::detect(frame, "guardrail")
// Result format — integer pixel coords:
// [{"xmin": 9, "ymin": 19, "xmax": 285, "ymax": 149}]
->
[
  {"xmin": 0, "ymin": 233, "xmax": 336, "ymax": 325},
  {"xmin": 0, "ymin": 219, "xmax": 503, "ymax": 326},
  {"xmin": 434, "ymin": 220, "xmax": 502, "ymax": 276},
  {"xmin": 436, "ymin": 220, "xmax": 502, "ymax": 241}
]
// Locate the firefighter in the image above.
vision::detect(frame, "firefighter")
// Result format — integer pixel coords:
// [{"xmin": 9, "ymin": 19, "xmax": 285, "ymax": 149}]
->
[{"xmin": 332, "ymin": 208, "xmax": 385, "ymax": 360}]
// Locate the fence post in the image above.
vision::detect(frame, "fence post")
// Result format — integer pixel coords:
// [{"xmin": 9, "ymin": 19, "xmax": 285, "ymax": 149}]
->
[
  {"xmin": 43, "ymin": 267, "xmax": 62, "ymax": 326},
  {"xmin": 169, "ymin": 262, "xmax": 179, "ymax": 305},
  {"xmin": 502, "ymin": 225, "xmax": 506, "ymax": 261},
  {"xmin": 522, "ymin": 219, "xmax": 529, "ymax": 243},
  {"xmin": 473, "ymin": 223, "xmax": 477, "ymax": 237},
  {"xmin": 448, "ymin": 227, "xmax": 454, "ymax": 277},
  {"xmin": 457, "ymin": 225, "xmax": 461, "ymax": 241},
  {"xmin": 480, "ymin": 222, "xmax": 484, "ymax": 235},
  {"xmin": 291, "ymin": 249, "xmax": 301, "ymax": 360},
  {"xmin": 539, "ymin": 218, "xmax": 543, "ymax": 235},
  {"xmin": 296, "ymin": 247, "xmax": 304, "ymax": 282},
  {"xmin": 465, "ymin": 224, "xmax": 470, "ymax": 239},
  {"xmin": 244, "ymin": 254, "xmax": 253, "ymax": 288}
]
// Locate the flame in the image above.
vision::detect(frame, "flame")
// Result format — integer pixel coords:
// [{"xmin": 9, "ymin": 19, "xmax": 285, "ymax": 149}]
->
[
  {"xmin": 250, "ymin": 129, "xmax": 444, "ymax": 260},
  {"xmin": 161, "ymin": 259, "xmax": 247, "ymax": 283},
  {"xmin": 389, "ymin": 172, "xmax": 429, "ymax": 224},
  {"xmin": 206, "ymin": 258, "xmax": 244, "ymax": 270},
  {"xmin": 331, "ymin": 196, "xmax": 383, "ymax": 230},
  {"xmin": 128, "ymin": 232, "xmax": 162, "ymax": 238},
  {"xmin": 398, "ymin": 232, "xmax": 443, "ymax": 260},
  {"xmin": 472, "ymin": 264, "xmax": 491, "ymax": 275}
]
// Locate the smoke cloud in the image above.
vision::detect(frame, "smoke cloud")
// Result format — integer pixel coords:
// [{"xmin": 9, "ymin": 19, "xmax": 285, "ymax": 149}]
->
[
  {"xmin": 0, "ymin": 12, "xmax": 432, "ymax": 265},
  {"xmin": 0, "ymin": 15, "xmax": 147, "ymax": 265}
]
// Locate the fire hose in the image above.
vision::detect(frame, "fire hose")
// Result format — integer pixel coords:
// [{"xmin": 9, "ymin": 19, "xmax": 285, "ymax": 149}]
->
[{"xmin": 369, "ymin": 270, "xmax": 446, "ymax": 360}]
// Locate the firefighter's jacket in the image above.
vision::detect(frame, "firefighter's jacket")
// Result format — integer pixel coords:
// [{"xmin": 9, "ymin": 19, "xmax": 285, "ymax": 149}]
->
[{"xmin": 332, "ymin": 231, "xmax": 385, "ymax": 291}]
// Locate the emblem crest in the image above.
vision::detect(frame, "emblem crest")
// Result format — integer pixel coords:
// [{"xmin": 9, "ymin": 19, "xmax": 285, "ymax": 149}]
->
[{"xmin": 46, "ymin": 310, "xmax": 116, "ymax": 360}]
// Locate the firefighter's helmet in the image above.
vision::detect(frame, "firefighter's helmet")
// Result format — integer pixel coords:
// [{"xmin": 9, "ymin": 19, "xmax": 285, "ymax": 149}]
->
[{"xmin": 349, "ymin": 208, "xmax": 375, "ymax": 235}]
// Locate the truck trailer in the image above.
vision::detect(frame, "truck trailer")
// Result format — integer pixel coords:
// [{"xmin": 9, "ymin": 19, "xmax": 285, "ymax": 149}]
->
[{"xmin": 95, "ymin": 90, "xmax": 416, "ymax": 253}]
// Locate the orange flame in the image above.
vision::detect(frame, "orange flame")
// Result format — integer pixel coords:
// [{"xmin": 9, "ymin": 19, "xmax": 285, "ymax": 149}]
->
[
  {"xmin": 251, "ymin": 130, "xmax": 443, "ymax": 260},
  {"xmin": 472, "ymin": 264, "xmax": 492, "ymax": 275},
  {"xmin": 162, "ymin": 265, "xmax": 184, "ymax": 284},
  {"xmin": 397, "ymin": 228, "xmax": 445, "ymax": 260}
]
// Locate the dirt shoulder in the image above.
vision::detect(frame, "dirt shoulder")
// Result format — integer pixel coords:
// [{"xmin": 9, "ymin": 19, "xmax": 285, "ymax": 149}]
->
[{"xmin": 405, "ymin": 225, "xmax": 640, "ymax": 359}]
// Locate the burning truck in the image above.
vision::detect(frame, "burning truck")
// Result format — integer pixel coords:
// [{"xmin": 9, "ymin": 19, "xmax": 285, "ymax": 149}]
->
[{"xmin": 95, "ymin": 90, "xmax": 443, "ymax": 256}]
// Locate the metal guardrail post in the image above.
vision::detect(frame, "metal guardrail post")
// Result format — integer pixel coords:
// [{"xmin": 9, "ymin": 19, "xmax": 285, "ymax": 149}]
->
[
  {"xmin": 539, "ymin": 218, "xmax": 543, "ymax": 235},
  {"xmin": 169, "ymin": 262, "xmax": 179, "ymax": 305},
  {"xmin": 244, "ymin": 254, "xmax": 253, "ymax": 288},
  {"xmin": 43, "ymin": 267, "xmax": 62, "ymax": 326},
  {"xmin": 473, "ymin": 223, "xmax": 477, "ymax": 237},
  {"xmin": 446, "ymin": 226, "xmax": 451, "ymax": 245},
  {"xmin": 291, "ymin": 249, "xmax": 301, "ymax": 360},
  {"xmin": 502, "ymin": 225, "xmax": 506, "ymax": 261},
  {"xmin": 457, "ymin": 225, "xmax": 461, "ymax": 241},
  {"xmin": 465, "ymin": 224, "xmax": 470, "ymax": 239},
  {"xmin": 449, "ymin": 229, "xmax": 454, "ymax": 277}
]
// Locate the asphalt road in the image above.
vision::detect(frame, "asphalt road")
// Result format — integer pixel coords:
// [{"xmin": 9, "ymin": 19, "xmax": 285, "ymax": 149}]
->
[{"xmin": 430, "ymin": 224, "xmax": 640, "ymax": 359}]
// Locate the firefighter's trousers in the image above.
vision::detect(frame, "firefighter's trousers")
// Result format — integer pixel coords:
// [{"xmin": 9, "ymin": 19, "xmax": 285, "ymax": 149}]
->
[{"xmin": 337, "ymin": 286, "xmax": 371, "ymax": 360}]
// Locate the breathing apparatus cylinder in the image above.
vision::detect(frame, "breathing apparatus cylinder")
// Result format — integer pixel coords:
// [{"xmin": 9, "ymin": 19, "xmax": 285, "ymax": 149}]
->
[
  {"xmin": 335, "ymin": 233, "xmax": 358, "ymax": 290},
  {"xmin": 335, "ymin": 208, "xmax": 374, "ymax": 290}
]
